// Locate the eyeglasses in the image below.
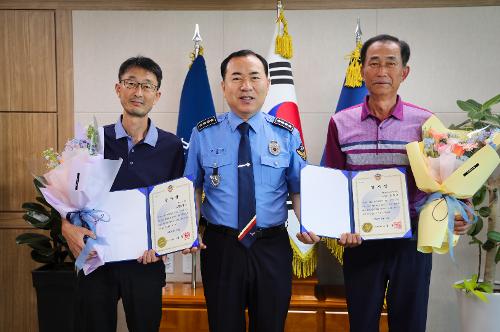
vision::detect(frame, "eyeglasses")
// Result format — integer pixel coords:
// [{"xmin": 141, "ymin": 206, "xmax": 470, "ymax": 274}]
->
[{"xmin": 120, "ymin": 79, "xmax": 158, "ymax": 92}]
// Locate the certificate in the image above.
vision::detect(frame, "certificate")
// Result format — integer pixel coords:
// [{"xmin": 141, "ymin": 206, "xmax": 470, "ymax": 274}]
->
[
  {"xmin": 93, "ymin": 177, "xmax": 198, "ymax": 263},
  {"xmin": 300, "ymin": 165, "xmax": 411, "ymax": 240}
]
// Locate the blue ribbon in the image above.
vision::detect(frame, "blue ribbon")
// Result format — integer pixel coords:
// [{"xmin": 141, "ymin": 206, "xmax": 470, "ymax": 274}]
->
[
  {"xmin": 68, "ymin": 209, "xmax": 110, "ymax": 271},
  {"xmin": 416, "ymin": 193, "xmax": 476, "ymax": 261}
]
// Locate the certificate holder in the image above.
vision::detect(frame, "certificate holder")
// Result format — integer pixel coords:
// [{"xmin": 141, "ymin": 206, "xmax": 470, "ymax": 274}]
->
[
  {"xmin": 300, "ymin": 165, "xmax": 412, "ymax": 240},
  {"xmin": 148, "ymin": 177, "xmax": 198, "ymax": 255},
  {"xmin": 94, "ymin": 177, "xmax": 198, "ymax": 264}
]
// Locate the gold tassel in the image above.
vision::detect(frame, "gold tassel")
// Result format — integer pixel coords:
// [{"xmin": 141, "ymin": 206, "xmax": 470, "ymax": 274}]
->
[
  {"xmin": 322, "ymin": 237, "xmax": 344, "ymax": 265},
  {"xmin": 189, "ymin": 46, "xmax": 204, "ymax": 68},
  {"xmin": 275, "ymin": 8, "xmax": 293, "ymax": 59},
  {"xmin": 383, "ymin": 281, "xmax": 389, "ymax": 310},
  {"xmin": 289, "ymin": 239, "xmax": 317, "ymax": 278},
  {"xmin": 344, "ymin": 41, "xmax": 363, "ymax": 88}
]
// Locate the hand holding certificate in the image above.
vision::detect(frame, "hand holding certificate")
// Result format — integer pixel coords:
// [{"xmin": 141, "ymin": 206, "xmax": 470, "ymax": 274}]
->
[
  {"xmin": 300, "ymin": 165, "xmax": 412, "ymax": 240},
  {"xmin": 87, "ymin": 177, "xmax": 198, "ymax": 275}
]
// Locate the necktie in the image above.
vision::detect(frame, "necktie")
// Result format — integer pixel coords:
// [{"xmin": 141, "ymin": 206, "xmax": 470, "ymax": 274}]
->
[{"xmin": 237, "ymin": 122, "xmax": 257, "ymax": 248}]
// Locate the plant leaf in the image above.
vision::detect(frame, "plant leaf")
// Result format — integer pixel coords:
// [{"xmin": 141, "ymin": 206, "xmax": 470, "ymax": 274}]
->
[
  {"xmin": 21, "ymin": 202, "xmax": 50, "ymax": 215},
  {"xmin": 481, "ymin": 93, "xmax": 500, "ymax": 111},
  {"xmin": 477, "ymin": 282, "xmax": 494, "ymax": 293},
  {"xmin": 472, "ymin": 186, "xmax": 487, "ymax": 206},
  {"xmin": 30, "ymin": 250, "xmax": 55, "ymax": 264},
  {"xmin": 471, "ymin": 290, "xmax": 489, "ymax": 303},
  {"xmin": 457, "ymin": 99, "xmax": 481, "ymax": 113},
  {"xmin": 496, "ymin": 247, "xmax": 500, "ymax": 264},
  {"xmin": 482, "ymin": 240, "xmax": 495, "ymax": 251},
  {"xmin": 478, "ymin": 207, "xmax": 491, "ymax": 218},
  {"xmin": 15, "ymin": 233, "xmax": 51, "ymax": 245},
  {"xmin": 468, "ymin": 236, "xmax": 483, "ymax": 245},
  {"xmin": 468, "ymin": 217, "xmax": 483, "ymax": 237},
  {"xmin": 487, "ymin": 231, "xmax": 500, "ymax": 243},
  {"xmin": 22, "ymin": 213, "xmax": 51, "ymax": 230}
]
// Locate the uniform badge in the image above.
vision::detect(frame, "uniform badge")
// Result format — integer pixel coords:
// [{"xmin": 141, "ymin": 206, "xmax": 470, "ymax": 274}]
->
[
  {"xmin": 210, "ymin": 168, "xmax": 220, "ymax": 187},
  {"xmin": 268, "ymin": 140, "xmax": 280, "ymax": 156},
  {"xmin": 296, "ymin": 144, "xmax": 307, "ymax": 161}
]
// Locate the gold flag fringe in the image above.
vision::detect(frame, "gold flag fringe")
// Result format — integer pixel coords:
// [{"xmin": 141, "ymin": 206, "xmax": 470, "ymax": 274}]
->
[
  {"xmin": 289, "ymin": 239, "xmax": 317, "ymax": 278},
  {"xmin": 189, "ymin": 46, "xmax": 204, "ymax": 68},
  {"xmin": 322, "ymin": 237, "xmax": 344, "ymax": 265},
  {"xmin": 275, "ymin": 8, "xmax": 293, "ymax": 59},
  {"xmin": 344, "ymin": 41, "xmax": 363, "ymax": 88}
]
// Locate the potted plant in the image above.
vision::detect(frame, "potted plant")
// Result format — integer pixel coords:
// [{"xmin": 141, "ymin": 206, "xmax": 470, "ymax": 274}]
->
[
  {"xmin": 450, "ymin": 94, "xmax": 500, "ymax": 332},
  {"xmin": 16, "ymin": 177, "xmax": 76, "ymax": 332}
]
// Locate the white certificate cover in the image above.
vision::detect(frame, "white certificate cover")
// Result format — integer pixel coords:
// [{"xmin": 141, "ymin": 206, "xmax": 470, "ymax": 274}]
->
[
  {"xmin": 300, "ymin": 165, "xmax": 411, "ymax": 240},
  {"xmin": 93, "ymin": 177, "xmax": 197, "ymax": 263}
]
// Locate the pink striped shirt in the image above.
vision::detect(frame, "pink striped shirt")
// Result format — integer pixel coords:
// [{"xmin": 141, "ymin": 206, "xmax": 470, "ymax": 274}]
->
[{"xmin": 324, "ymin": 96, "xmax": 433, "ymax": 218}]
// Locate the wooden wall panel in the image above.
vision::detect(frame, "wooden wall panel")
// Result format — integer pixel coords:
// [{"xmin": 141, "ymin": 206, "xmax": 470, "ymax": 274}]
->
[
  {"xmin": 0, "ymin": 10, "xmax": 56, "ymax": 113},
  {"xmin": 55, "ymin": 9, "xmax": 74, "ymax": 149},
  {"xmin": 0, "ymin": 113, "xmax": 57, "ymax": 212},
  {"xmin": 0, "ymin": 228, "xmax": 43, "ymax": 332}
]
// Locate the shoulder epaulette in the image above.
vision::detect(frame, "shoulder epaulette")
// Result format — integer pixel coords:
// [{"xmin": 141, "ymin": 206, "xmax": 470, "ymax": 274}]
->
[
  {"xmin": 197, "ymin": 116, "xmax": 219, "ymax": 131},
  {"xmin": 271, "ymin": 117, "xmax": 294, "ymax": 133}
]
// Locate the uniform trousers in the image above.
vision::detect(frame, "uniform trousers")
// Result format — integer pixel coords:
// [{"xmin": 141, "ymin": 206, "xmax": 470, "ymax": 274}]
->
[
  {"xmin": 201, "ymin": 224, "xmax": 293, "ymax": 332},
  {"xmin": 75, "ymin": 260, "xmax": 166, "ymax": 332},
  {"xmin": 343, "ymin": 238, "xmax": 432, "ymax": 332}
]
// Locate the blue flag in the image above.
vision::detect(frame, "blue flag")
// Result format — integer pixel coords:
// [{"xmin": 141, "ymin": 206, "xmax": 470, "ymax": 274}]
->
[
  {"xmin": 319, "ymin": 75, "xmax": 368, "ymax": 166},
  {"xmin": 335, "ymin": 79, "xmax": 368, "ymax": 113},
  {"xmin": 176, "ymin": 55, "xmax": 216, "ymax": 157}
]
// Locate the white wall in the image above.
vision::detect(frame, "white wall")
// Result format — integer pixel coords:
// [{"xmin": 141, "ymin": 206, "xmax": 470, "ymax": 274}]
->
[{"xmin": 73, "ymin": 7, "xmax": 500, "ymax": 332}]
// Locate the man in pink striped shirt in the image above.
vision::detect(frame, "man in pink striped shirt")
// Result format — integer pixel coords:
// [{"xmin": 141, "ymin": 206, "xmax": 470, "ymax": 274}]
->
[{"xmin": 299, "ymin": 34, "xmax": 471, "ymax": 332}]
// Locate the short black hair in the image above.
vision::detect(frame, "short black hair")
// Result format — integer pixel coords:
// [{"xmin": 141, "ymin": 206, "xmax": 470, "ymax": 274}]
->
[
  {"xmin": 360, "ymin": 34, "xmax": 411, "ymax": 67},
  {"xmin": 220, "ymin": 49, "xmax": 268, "ymax": 80},
  {"xmin": 118, "ymin": 56, "xmax": 163, "ymax": 89}
]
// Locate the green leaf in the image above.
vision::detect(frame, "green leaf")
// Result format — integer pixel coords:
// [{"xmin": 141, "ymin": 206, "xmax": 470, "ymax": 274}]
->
[
  {"xmin": 477, "ymin": 282, "xmax": 494, "ymax": 294},
  {"xmin": 481, "ymin": 94, "xmax": 500, "ymax": 111},
  {"xmin": 35, "ymin": 196, "xmax": 52, "ymax": 208},
  {"xmin": 467, "ymin": 217, "xmax": 483, "ymax": 237},
  {"xmin": 482, "ymin": 240, "xmax": 495, "ymax": 251},
  {"xmin": 22, "ymin": 212, "xmax": 51, "ymax": 230},
  {"xmin": 487, "ymin": 231, "xmax": 500, "ymax": 243},
  {"xmin": 479, "ymin": 207, "xmax": 491, "ymax": 218},
  {"xmin": 31, "ymin": 250, "xmax": 55, "ymax": 264},
  {"xmin": 21, "ymin": 202, "xmax": 50, "ymax": 216},
  {"xmin": 15, "ymin": 233, "xmax": 51, "ymax": 245},
  {"xmin": 496, "ymin": 247, "xmax": 500, "ymax": 264},
  {"xmin": 472, "ymin": 186, "xmax": 487, "ymax": 206},
  {"xmin": 457, "ymin": 99, "xmax": 481, "ymax": 113},
  {"xmin": 471, "ymin": 290, "xmax": 489, "ymax": 303}
]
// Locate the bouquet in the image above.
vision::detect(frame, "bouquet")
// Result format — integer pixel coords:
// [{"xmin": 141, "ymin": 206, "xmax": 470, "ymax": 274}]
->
[
  {"xmin": 38, "ymin": 120, "xmax": 122, "ymax": 274},
  {"xmin": 406, "ymin": 115, "xmax": 500, "ymax": 259}
]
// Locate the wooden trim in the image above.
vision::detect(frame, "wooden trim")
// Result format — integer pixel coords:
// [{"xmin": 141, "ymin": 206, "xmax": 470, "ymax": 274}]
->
[
  {"xmin": 0, "ymin": 212, "xmax": 32, "ymax": 229},
  {"xmin": 55, "ymin": 9, "xmax": 74, "ymax": 149},
  {"xmin": 1, "ymin": 0, "xmax": 499, "ymax": 10}
]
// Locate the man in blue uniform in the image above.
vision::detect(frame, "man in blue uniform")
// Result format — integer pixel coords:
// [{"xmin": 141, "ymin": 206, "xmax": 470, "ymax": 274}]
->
[
  {"xmin": 62, "ymin": 56, "xmax": 184, "ymax": 332},
  {"xmin": 184, "ymin": 50, "xmax": 306, "ymax": 332}
]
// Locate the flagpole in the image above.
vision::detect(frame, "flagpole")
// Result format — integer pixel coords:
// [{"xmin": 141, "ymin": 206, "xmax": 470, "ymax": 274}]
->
[{"xmin": 190, "ymin": 23, "xmax": 202, "ymax": 290}]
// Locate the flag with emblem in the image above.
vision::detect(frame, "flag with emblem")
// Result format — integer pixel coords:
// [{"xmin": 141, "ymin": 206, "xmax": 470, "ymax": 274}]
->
[
  {"xmin": 261, "ymin": 2, "xmax": 316, "ymax": 279},
  {"xmin": 176, "ymin": 41, "xmax": 216, "ymax": 158},
  {"xmin": 321, "ymin": 19, "xmax": 369, "ymax": 265}
]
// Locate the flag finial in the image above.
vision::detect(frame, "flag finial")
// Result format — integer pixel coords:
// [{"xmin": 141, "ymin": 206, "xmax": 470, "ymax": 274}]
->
[
  {"xmin": 275, "ymin": 1, "xmax": 293, "ymax": 59},
  {"xmin": 192, "ymin": 24, "xmax": 203, "ymax": 59},
  {"xmin": 355, "ymin": 17, "xmax": 362, "ymax": 44}
]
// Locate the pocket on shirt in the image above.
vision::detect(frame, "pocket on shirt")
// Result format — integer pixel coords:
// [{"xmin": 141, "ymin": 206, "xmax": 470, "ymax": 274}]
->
[
  {"xmin": 202, "ymin": 153, "xmax": 232, "ymax": 188},
  {"xmin": 260, "ymin": 155, "xmax": 289, "ymax": 187}
]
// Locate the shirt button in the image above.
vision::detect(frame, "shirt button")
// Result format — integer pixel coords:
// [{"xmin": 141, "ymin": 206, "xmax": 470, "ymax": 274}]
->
[
  {"xmin": 130, "ymin": 161, "xmax": 134, "ymax": 165},
  {"xmin": 131, "ymin": 149, "xmax": 135, "ymax": 153},
  {"xmin": 274, "ymin": 161, "xmax": 278, "ymax": 166},
  {"xmin": 213, "ymin": 163, "xmax": 217, "ymax": 167}
]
